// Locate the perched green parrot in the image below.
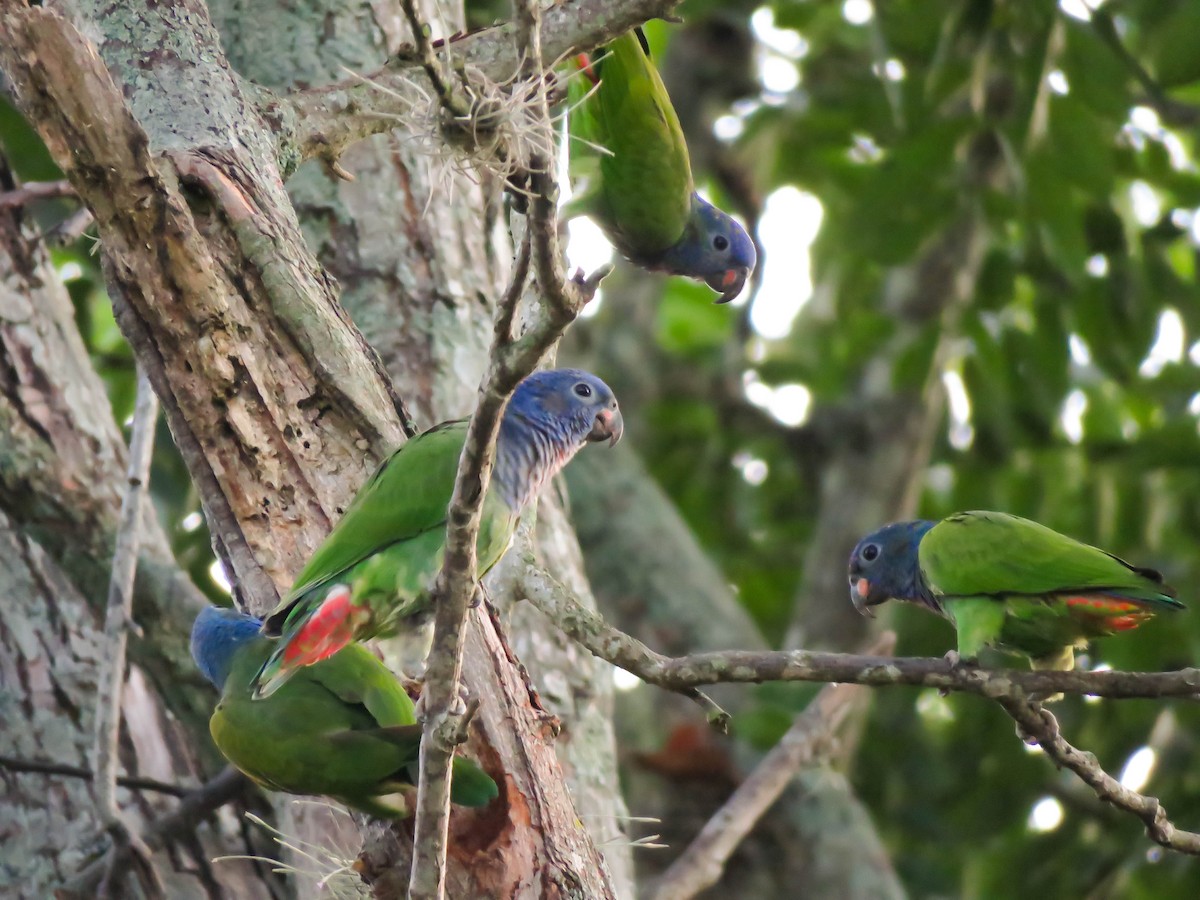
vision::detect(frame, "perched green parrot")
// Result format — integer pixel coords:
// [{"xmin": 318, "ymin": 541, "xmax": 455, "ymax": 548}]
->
[
  {"xmin": 848, "ymin": 511, "xmax": 1183, "ymax": 670},
  {"xmin": 253, "ymin": 368, "xmax": 622, "ymax": 697},
  {"xmin": 190, "ymin": 606, "xmax": 498, "ymax": 815},
  {"xmin": 566, "ymin": 28, "xmax": 756, "ymax": 303}
]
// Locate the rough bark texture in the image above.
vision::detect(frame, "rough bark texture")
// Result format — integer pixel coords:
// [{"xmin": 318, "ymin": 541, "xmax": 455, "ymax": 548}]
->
[
  {"xmin": 0, "ymin": 167, "xmax": 267, "ymax": 898},
  {"xmin": 0, "ymin": 0, "xmax": 624, "ymax": 896},
  {"xmin": 0, "ymin": 161, "xmax": 212, "ymax": 738},
  {"xmin": 0, "ymin": 505, "xmax": 262, "ymax": 899},
  {"xmin": 208, "ymin": 0, "xmax": 632, "ymax": 892}
]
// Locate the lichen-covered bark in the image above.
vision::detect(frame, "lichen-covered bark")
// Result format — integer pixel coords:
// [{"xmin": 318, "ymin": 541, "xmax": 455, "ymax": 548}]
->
[
  {"xmin": 0, "ymin": 1, "xmax": 621, "ymax": 896},
  {"xmin": 211, "ymin": 0, "xmax": 497, "ymax": 426},
  {"xmin": 0, "ymin": 509, "xmax": 269, "ymax": 899},
  {"xmin": 0, "ymin": 189, "xmax": 267, "ymax": 898},
  {"xmin": 0, "ymin": 162, "xmax": 211, "ymax": 737},
  {"xmin": 5, "ymin": 1, "xmax": 407, "ymax": 611},
  {"xmin": 209, "ymin": 0, "xmax": 633, "ymax": 892}
]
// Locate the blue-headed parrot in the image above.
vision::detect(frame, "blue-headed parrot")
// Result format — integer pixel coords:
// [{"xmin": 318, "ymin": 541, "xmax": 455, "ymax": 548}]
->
[
  {"xmin": 848, "ymin": 511, "xmax": 1182, "ymax": 670},
  {"xmin": 191, "ymin": 606, "xmax": 499, "ymax": 816},
  {"xmin": 566, "ymin": 28, "xmax": 756, "ymax": 303},
  {"xmin": 252, "ymin": 368, "xmax": 622, "ymax": 697}
]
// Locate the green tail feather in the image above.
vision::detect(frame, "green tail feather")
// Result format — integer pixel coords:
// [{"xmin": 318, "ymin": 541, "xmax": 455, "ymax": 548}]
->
[
  {"xmin": 372, "ymin": 726, "xmax": 499, "ymax": 808},
  {"xmin": 450, "ymin": 756, "xmax": 500, "ymax": 807}
]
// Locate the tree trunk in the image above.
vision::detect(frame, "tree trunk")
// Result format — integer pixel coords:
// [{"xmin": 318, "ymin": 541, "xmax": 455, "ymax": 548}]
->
[
  {"xmin": 0, "ymin": 0, "xmax": 624, "ymax": 896},
  {"xmin": 0, "ymin": 162, "xmax": 268, "ymax": 899}
]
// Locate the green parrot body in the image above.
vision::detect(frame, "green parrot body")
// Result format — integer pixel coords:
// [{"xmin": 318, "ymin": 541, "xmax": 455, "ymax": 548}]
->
[
  {"xmin": 191, "ymin": 607, "xmax": 498, "ymax": 815},
  {"xmin": 849, "ymin": 511, "xmax": 1182, "ymax": 669},
  {"xmin": 267, "ymin": 419, "xmax": 517, "ymax": 646},
  {"xmin": 567, "ymin": 30, "xmax": 756, "ymax": 302},
  {"xmin": 253, "ymin": 369, "xmax": 623, "ymax": 697}
]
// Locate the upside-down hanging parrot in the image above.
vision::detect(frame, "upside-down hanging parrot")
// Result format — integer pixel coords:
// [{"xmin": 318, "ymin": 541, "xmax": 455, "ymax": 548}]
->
[
  {"xmin": 566, "ymin": 28, "xmax": 756, "ymax": 303},
  {"xmin": 848, "ymin": 511, "xmax": 1183, "ymax": 670},
  {"xmin": 252, "ymin": 368, "xmax": 623, "ymax": 698},
  {"xmin": 190, "ymin": 606, "xmax": 498, "ymax": 815}
]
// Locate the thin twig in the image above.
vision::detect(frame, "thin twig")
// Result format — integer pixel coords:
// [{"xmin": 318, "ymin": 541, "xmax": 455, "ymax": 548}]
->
[
  {"xmin": 0, "ymin": 755, "xmax": 192, "ymax": 798},
  {"xmin": 400, "ymin": 0, "xmax": 471, "ymax": 119},
  {"xmin": 89, "ymin": 368, "xmax": 161, "ymax": 898},
  {"xmin": 0, "ymin": 178, "xmax": 73, "ymax": 207},
  {"xmin": 406, "ymin": 3, "xmax": 605, "ymax": 893},
  {"xmin": 46, "ymin": 205, "xmax": 95, "ymax": 245},
  {"xmin": 652, "ymin": 636, "xmax": 893, "ymax": 900},
  {"xmin": 500, "ymin": 558, "xmax": 731, "ymax": 727},
  {"xmin": 995, "ymin": 694, "xmax": 1200, "ymax": 855},
  {"xmin": 1089, "ymin": 9, "xmax": 1200, "ymax": 128},
  {"xmin": 495, "ymin": 228, "xmax": 531, "ymax": 344}
]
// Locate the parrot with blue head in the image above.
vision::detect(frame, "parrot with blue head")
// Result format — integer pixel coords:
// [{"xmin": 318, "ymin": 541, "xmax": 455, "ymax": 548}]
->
[
  {"xmin": 252, "ymin": 368, "xmax": 623, "ymax": 698},
  {"xmin": 847, "ymin": 511, "xmax": 1182, "ymax": 671},
  {"xmin": 191, "ymin": 606, "xmax": 498, "ymax": 816},
  {"xmin": 566, "ymin": 28, "xmax": 756, "ymax": 303}
]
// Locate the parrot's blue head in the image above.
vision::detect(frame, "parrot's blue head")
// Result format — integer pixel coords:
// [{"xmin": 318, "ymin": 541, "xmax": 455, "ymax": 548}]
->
[
  {"xmin": 659, "ymin": 196, "xmax": 756, "ymax": 303},
  {"xmin": 191, "ymin": 605, "xmax": 263, "ymax": 689},
  {"xmin": 496, "ymin": 368, "xmax": 622, "ymax": 509},
  {"xmin": 848, "ymin": 520, "xmax": 940, "ymax": 616}
]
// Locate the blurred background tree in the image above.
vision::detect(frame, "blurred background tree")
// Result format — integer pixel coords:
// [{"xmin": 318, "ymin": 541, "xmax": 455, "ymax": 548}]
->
[
  {"xmin": 564, "ymin": 0, "xmax": 1200, "ymax": 897},
  {"xmin": 3, "ymin": 0, "xmax": 1200, "ymax": 897}
]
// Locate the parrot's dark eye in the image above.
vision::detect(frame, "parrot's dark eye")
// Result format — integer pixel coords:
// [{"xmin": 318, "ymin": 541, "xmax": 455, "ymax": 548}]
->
[
  {"xmin": 713, "ymin": 235, "xmax": 729, "ymax": 251},
  {"xmin": 861, "ymin": 543, "xmax": 880, "ymax": 563},
  {"xmin": 573, "ymin": 382, "xmax": 593, "ymax": 398}
]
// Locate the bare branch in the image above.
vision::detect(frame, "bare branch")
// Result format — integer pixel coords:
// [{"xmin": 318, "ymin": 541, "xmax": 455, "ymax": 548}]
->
[
  {"xmin": 995, "ymin": 694, "xmax": 1200, "ymax": 855},
  {"xmin": 501, "ymin": 558, "xmax": 1200, "ymax": 702},
  {"xmin": 281, "ymin": 0, "xmax": 682, "ymax": 166},
  {"xmin": 651, "ymin": 639, "xmax": 891, "ymax": 900},
  {"xmin": 88, "ymin": 368, "xmax": 162, "ymax": 898},
  {"xmin": 399, "ymin": 0, "xmax": 472, "ymax": 119},
  {"xmin": 93, "ymin": 368, "xmax": 159, "ymax": 820},
  {"xmin": 514, "ymin": 557, "xmax": 1200, "ymax": 860},
  {"xmin": 0, "ymin": 755, "xmax": 193, "ymax": 798},
  {"xmin": 0, "ymin": 178, "xmax": 74, "ymax": 207}
]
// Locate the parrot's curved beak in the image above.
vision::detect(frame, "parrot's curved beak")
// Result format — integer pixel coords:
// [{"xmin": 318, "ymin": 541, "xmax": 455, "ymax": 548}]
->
[
  {"xmin": 588, "ymin": 407, "xmax": 624, "ymax": 446},
  {"xmin": 850, "ymin": 575, "xmax": 885, "ymax": 618},
  {"xmin": 708, "ymin": 266, "xmax": 750, "ymax": 304}
]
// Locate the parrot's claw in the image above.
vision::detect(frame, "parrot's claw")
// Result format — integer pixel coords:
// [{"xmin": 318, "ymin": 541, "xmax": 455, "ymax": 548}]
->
[
  {"xmin": 939, "ymin": 650, "xmax": 979, "ymax": 696},
  {"xmin": 469, "ymin": 584, "xmax": 489, "ymax": 609},
  {"xmin": 1015, "ymin": 709, "xmax": 1057, "ymax": 746},
  {"xmin": 943, "ymin": 650, "xmax": 979, "ymax": 669},
  {"xmin": 413, "ymin": 682, "xmax": 471, "ymax": 723}
]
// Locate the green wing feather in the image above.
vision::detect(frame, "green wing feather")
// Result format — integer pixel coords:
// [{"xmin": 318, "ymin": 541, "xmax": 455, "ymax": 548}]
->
[
  {"xmin": 266, "ymin": 420, "xmax": 519, "ymax": 637},
  {"xmin": 280, "ymin": 421, "xmax": 469, "ymax": 612},
  {"xmin": 919, "ymin": 511, "xmax": 1180, "ymax": 608},
  {"xmin": 567, "ymin": 29, "xmax": 694, "ymax": 256},
  {"xmin": 211, "ymin": 639, "xmax": 497, "ymax": 812}
]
